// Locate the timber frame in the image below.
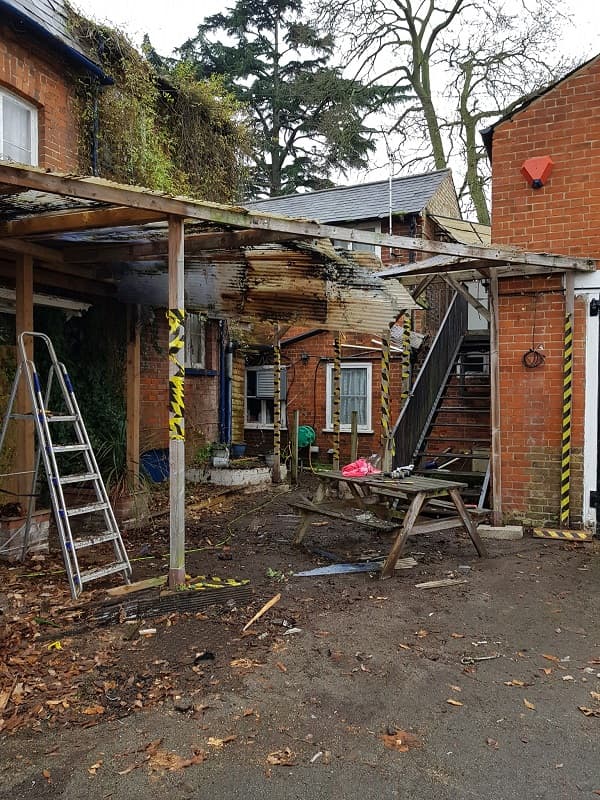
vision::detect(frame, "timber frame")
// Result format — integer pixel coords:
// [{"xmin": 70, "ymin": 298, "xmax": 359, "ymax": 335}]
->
[{"xmin": 0, "ymin": 162, "xmax": 595, "ymax": 584}]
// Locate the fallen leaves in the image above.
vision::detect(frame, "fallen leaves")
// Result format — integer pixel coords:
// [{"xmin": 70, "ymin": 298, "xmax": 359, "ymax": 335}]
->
[
  {"xmin": 591, "ymin": 691, "xmax": 600, "ymax": 702},
  {"xmin": 485, "ymin": 738, "xmax": 499, "ymax": 749},
  {"xmin": 451, "ymin": 633, "xmax": 465, "ymax": 639},
  {"xmin": 523, "ymin": 699, "xmax": 536, "ymax": 710},
  {"xmin": 148, "ymin": 748, "xmax": 207, "ymax": 772},
  {"xmin": 207, "ymin": 735, "xmax": 237, "ymax": 748},
  {"xmin": 415, "ymin": 629, "xmax": 429, "ymax": 639},
  {"xmin": 504, "ymin": 680, "xmax": 526, "ymax": 687},
  {"xmin": 578, "ymin": 706, "xmax": 600, "ymax": 718},
  {"xmin": 446, "ymin": 699, "xmax": 463, "ymax": 707},
  {"xmin": 230, "ymin": 658, "xmax": 262, "ymax": 670},
  {"xmin": 542, "ymin": 654, "xmax": 559, "ymax": 663},
  {"xmin": 275, "ymin": 661, "xmax": 287, "ymax": 673},
  {"xmin": 266, "ymin": 748, "xmax": 297, "ymax": 766},
  {"xmin": 380, "ymin": 730, "xmax": 422, "ymax": 752},
  {"xmin": 82, "ymin": 705, "xmax": 105, "ymax": 716},
  {"xmin": 87, "ymin": 760, "xmax": 103, "ymax": 776}
]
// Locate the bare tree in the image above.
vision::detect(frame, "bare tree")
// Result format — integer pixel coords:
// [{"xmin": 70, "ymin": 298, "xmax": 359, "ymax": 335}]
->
[{"xmin": 317, "ymin": 0, "xmax": 578, "ymax": 222}]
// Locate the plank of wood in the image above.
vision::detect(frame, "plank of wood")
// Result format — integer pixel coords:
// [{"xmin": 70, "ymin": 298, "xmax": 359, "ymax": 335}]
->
[
  {"xmin": 106, "ymin": 575, "xmax": 167, "ymax": 597},
  {"xmin": 0, "ymin": 206, "xmax": 164, "ymax": 237},
  {"xmin": 415, "ymin": 578, "xmax": 468, "ymax": 589}
]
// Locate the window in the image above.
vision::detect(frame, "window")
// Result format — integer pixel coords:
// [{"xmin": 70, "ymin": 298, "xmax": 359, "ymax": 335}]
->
[
  {"xmin": 0, "ymin": 89, "xmax": 38, "ymax": 166},
  {"xmin": 332, "ymin": 221, "xmax": 381, "ymax": 255},
  {"xmin": 245, "ymin": 366, "xmax": 287, "ymax": 429},
  {"xmin": 325, "ymin": 362, "xmax": 372, "ymax": 432},
  {"xmin": 185, "ymin": 313, "xmax": 205, "ymax": 370}
]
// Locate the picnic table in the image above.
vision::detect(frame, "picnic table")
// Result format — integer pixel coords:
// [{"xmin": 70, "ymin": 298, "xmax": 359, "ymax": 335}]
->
[{"xmin": 290, "ymin": 471, "xmax": 488, "ymax": 578}]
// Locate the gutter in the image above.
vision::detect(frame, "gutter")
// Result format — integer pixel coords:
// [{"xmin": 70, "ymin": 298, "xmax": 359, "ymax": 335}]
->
[{"xmin": 1, "ymin": 1, "xmax": 112, "ymax": 85}]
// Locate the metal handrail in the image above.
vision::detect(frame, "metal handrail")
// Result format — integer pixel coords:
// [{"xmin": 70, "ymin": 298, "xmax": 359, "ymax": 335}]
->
[{"xmin": 392, "ymin": 292, "xmax": 468, "ymax": 466}]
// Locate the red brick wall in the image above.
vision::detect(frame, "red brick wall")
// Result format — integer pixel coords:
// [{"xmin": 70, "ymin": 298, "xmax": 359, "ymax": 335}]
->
[
  {"xmin": 241, "ymin": 330, "xmax": 405, "ymax": 464},
  {"xmin": 490, "ymin": 57, "xmax": 600, "ymax": 524},
  {"xmin": 139, "ymin": 316, "xmax": 221, "ymax": 461},
  {"xmin": 0, "ymin": 21, "xmax": 80, "ymax": 171}
]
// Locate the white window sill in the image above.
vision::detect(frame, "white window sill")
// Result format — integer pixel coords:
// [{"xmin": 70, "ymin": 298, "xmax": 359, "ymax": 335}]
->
[
  {"xmin": 322, "ymin": 428, "xmax": 374, "ymax": 435},
  {"xmin": 245, "ymin": 423, "xmax": 288, "ymax": 430}
]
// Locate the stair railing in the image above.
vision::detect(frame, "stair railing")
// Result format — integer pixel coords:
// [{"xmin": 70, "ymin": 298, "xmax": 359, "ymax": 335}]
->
[{"xmin": 392, "ymin": 292, "xmax": 468, "ymax": 466}]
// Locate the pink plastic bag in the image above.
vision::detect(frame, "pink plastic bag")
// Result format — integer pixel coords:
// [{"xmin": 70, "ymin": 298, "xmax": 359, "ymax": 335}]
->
[{"xmin": 341, "ymin": 457, "xmax": 381, "ymax": 477}]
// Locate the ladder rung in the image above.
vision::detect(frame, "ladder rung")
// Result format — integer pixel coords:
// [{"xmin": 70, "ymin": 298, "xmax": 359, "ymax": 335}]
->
[
  {"xmin": 72, "ymin": 531, "xmax": 119, "ymax": 550},
  {"xmin": 79, "ymin": 561, "xmax": 130, "ymax": 584},
  {"xmin": 59, "ymin": 472, "xmax": 99, "ymax": 485},
  {"xmin": 66, "ymin": 501, "xmax": 109, "ymax": 517},
  {"xmin": 52, "ymin": 444, "xmax": 90, "ymax": 453},
  {"xmin": 47, "ymin": 415, "xmax": 78, "ymax": 423}
]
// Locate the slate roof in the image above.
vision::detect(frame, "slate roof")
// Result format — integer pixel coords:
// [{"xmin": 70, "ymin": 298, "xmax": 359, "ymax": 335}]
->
[
  {"xmin": 1, "ymin": 0, "xmax": 105, "ymax": 76},
  {"xmin": 247, "ymin": 169, "xmax": 452, "ymax": 223}
]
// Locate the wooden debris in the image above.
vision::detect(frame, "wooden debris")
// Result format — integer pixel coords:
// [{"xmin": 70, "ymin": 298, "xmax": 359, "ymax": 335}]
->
[
  {"xmin": 106, "ymin": 576, "xmax": 167, "ymax": 597},
  {"xmin": 415, "ymin": 578, "xmax": 468, "ymax": 589},
  {"xmin": 242, "ymin": 593, "xmax": 281, "ymax": 632}
]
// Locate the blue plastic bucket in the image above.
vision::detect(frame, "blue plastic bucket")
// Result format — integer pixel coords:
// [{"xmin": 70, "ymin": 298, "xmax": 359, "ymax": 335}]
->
[
  {"xmin": 230, "ymin": 442, "xmax": 246, "ymax": 459},
  {"xmin": 141, "ymin": 448, "xmax": 169, "ymax": 482}
]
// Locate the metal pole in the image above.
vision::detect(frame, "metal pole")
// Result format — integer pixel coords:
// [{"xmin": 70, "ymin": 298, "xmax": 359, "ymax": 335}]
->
[
  {"xmin": 350, "ymin": 410, "xmax": 359, "ymax": 462},
  {"xmin": 168, "ymin": 216, "xmax": 186, "ymax": 588},
  {"xmin": 561, "ymin": 272, "xmax": 575, "ymax": 527}
]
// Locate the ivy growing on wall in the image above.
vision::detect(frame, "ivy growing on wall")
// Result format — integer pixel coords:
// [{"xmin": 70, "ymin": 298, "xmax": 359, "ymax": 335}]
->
[{"xmin": 67, "ymin": 7, "xmax": 250, "ymax": 202}]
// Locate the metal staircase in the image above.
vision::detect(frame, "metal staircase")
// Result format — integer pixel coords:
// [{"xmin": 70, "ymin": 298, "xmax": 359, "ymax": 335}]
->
[
  {"xmin": 392, "ymin": 293, "xmax": 491, "ymax": 506},
  {"xmin": 0, "ymin": 332, "xmax": 131, "ymax": 598}
]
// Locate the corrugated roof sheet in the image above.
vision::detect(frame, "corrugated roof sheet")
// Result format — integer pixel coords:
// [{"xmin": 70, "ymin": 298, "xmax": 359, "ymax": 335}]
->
[
  {"xmin": 246, "ymin": 170, "xmax": 452, "ymax": 223},
  {"xmin": 3, "ymin": 0, "xmax": 91, "ymax": 58}
]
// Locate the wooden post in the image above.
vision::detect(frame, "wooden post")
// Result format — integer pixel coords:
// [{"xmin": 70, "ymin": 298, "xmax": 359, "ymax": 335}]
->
[
  {"xmin": 168, "ymin": 217, "xmax": 186, "ymax": 588},
  {"xmin": 380, "ymin": 327, "xmax": 392, "ymax": 472},
  {"xmin": 489, "ymin": 272, "xmax": 502, "ymax": 526},
  {"xmin": 15, "ymin": 254, "xmax": 34, "ymax": 504},
  {"xmin": 290, "ymin": 409, "xmax": 299, "ymax": 485},
  {"xmin": 332, "ymin": 334, "xmax": 341, "ymax": 471},
  {"xmin": 272, "ymin": 323, "xmax": 281, "ymax": 484},
  {"xmin": 126, "ymin": 305, "xmax": 141, "ymax": 483},
  {"xmin": 350, "ymin": 410, "xmax": 358, "ymax": 462}
]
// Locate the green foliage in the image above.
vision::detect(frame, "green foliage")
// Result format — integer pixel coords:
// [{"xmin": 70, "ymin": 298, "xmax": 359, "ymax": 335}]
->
[
  {"xmin": 178, "ymin": 0, "xmax": 407, "ymax": 196},
  {"xmin": 67, "ymin": 8, "xmax": 249, "ymax": 201},
  {"xmin": 33, "ymin": 304, "xmax": 126, "ymax": 482}
]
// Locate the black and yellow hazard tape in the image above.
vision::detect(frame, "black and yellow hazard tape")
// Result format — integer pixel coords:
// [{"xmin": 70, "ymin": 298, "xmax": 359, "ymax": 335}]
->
[
  {"xmin": 332, "ymin": 336, "xmax": 341, "ymax": 466},
  {"xmin": 533, "ymin": 528, "xmax": 592, "ymax": 541},
  {"xmin": 560, "ymin": 312, "xmax": 573, "ymax": 526},
  {"xmin": 167, "ymin": 308, "xmax": 185, "ymax": 440},
  {"xmin": 380, "ymin": 330, "xmax": 391, "ymax": 447},
  {"xmin": 273, "ymin": 337, "xmax": 281, "ymax": 456},
  {"xmin": 188, "ymin": 575, "xmax": 250, "ymax": 591}
]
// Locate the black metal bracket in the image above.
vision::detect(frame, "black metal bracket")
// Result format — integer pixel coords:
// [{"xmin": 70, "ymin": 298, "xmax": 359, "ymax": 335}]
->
[
  {"xmin": 590, "ymin": 490, "xmax": 598, "ymax": 509},
  {"xmin": 590, "ymin": 298, "xmax": 600, "ymax": 317}
]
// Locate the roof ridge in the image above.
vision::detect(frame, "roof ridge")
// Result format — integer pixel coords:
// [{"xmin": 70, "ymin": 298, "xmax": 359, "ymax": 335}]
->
[{"xmin": 250, "ymin": 168, "xmax": 451, "ymax": 204}]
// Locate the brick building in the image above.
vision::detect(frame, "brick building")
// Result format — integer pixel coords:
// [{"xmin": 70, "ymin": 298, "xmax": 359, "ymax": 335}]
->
[
  {"xmin": 483, "ymin": 54, "xmax": 600, "ymax": 527},
  {"xmin": 0, "ymin": 0, "xmax": 225, "ymax": 464},
  {"xmin": 237, "ymin": 171, "xmax": 467, "ymax": 463}
]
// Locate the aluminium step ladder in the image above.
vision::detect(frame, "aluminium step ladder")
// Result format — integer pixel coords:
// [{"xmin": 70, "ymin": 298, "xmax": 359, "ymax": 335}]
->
[{"xmin": 0, "ymin": 332, "xmax": 131, "ymax": 598}]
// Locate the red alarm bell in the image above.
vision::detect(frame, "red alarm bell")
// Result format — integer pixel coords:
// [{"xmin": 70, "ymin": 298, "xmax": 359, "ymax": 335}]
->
[{"xmin": 520, "ymin": 156, "xmax": 554, "ymax": 189}]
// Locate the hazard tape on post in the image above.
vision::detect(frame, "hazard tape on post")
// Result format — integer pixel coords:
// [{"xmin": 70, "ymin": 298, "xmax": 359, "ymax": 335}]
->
[
  {"xmin": 533, "ymin": 528, "xmax": 592, "ymax": 541},
  {"xmin": 167, "ymin": 308, "xmax": 185, "ymax": 440},
  {"xmin": 560, "ymin": 312, "xmax": 573, "ymax": 526}
]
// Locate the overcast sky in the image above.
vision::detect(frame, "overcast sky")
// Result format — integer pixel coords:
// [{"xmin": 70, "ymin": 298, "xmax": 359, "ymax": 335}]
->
[{"xmin": 73, "ymin": 0, "xmax": 600, "ymax": 58}]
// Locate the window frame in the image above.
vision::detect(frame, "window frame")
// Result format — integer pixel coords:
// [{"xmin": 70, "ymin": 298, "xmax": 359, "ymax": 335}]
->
[
  {"xmin": 332, "ymin": 220, "xmax": 382, "ymax": 256},
  {"xmin": 325, "ymin": 361, "xmax": 373, "ymax": 433},
  {"xmin": 184, "ymin": 312, "xmax": 206, "ymax": 371},
  {"xmin": 245, "ymin": 365, "xmax": 287, "ymax": 430},
  {"xmin": 0, "ymin": 88, "xmax": 38, "ymax": 167}
]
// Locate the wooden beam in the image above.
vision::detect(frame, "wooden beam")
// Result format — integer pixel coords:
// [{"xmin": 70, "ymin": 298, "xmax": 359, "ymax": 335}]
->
[
  {"xmin": 126, "ymin": 305, "xmax": 141, "ymax": 482},
  {"xmin": 0, "ymin": 206, "xmax": 165, "ymax": 237},
  {"xmin": 0, "ymin": 261, "xmax": 115, "ymax": 297},
  {"xmin": 15, "ymin": 254, "xmax": 34, "ymax": 503},
  {"xmin": 489, "ymin": 272, "xmax": 502, "ymax": 526},
  {"xmin": 443, "ymin": 275, "xmax": 491, "ymax": 322},
  {"xmin": 410, "ymin": 275, "xmax": 435, "ymax": 301},
  {"xmin": 0, "ymin": 237, "xmax": 63, "ymax": 264},
  {"xmin": 65, "ymin": 228, "xmax": 305, "ymax": 264},
  {"xmin": 168, "ymin": 216, "xmax": 186, "ymax": 589},
  {"xmin": 272, "ymin": 323, "xmax": 282, "ymax": 485},
  {"xmin": 0, "ymin": 164, "xmax": 593, "ymax": 272}
]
